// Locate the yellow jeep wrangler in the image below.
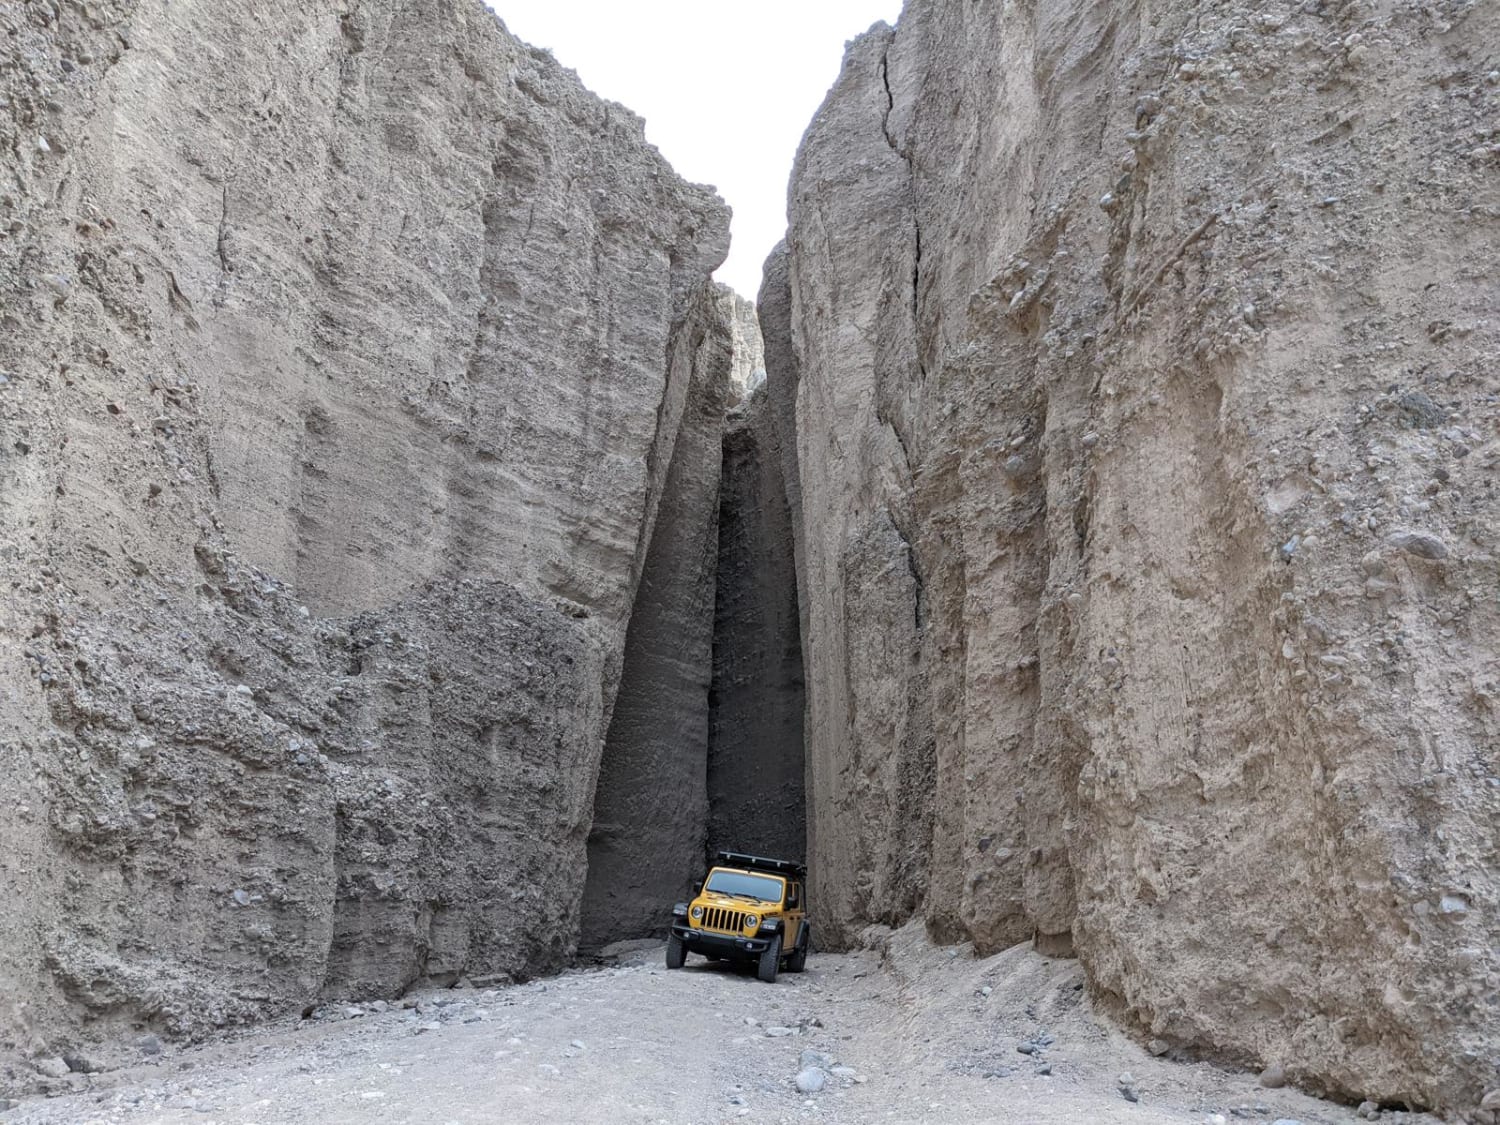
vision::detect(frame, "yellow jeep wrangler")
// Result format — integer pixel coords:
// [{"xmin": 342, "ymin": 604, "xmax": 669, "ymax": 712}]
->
[{"xmin": 667, "ymin": 851, "xmax": 810, "ymax": 982}]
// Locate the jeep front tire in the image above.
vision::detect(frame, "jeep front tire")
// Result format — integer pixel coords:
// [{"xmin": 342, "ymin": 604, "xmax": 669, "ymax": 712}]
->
[
  {"xmin": 757, "ymin": 933, "xmax": 782, "ymax": 983},
  {"xmin": 665, "ymin": 933, "xmax": 686, "ymax": 969}
]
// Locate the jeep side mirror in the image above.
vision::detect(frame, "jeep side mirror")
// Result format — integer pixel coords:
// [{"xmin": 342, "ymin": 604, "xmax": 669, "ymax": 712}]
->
[{"xmin": 694, "ymin": 881, "xmax": 703, "ymax": 894}]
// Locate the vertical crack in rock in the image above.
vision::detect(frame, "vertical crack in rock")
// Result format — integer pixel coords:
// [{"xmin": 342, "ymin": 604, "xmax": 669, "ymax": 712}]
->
[
  {"xmin": 878, "ymin": 44, "xmax": 899, "ymax": 153},
  {"xmin": 779, "ymin": 22, "xmax": 935, "ymax": 951},
  {"xmin": 878, "ymin": 32, "xmax": 927, "ymax": 385}
]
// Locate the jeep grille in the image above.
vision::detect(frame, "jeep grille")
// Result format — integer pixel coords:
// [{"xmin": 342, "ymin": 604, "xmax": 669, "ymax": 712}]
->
[{"xmin": 700, "ymin": 906, "xmax": 747, "ymax": 934}]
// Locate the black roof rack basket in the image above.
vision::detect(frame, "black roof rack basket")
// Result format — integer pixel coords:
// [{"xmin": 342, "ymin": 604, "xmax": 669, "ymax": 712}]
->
[{"xmin": 714, "ymin": 850, "xmax": 807, "ymax": 880}]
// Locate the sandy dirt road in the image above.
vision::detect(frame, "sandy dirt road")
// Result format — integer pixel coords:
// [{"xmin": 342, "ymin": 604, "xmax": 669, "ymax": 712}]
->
[{"xmin": 2, "ymin": 925, "xmax": 1429, "ymax": 1125}]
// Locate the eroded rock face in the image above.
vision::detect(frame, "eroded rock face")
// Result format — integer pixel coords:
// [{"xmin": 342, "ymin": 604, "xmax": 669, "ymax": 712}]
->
[
  {"xmin": 777, "ymin": 0, "xmax": 1499, "ymax": 1114},
  {"xmin": 580, "ymin": 283, "xmax": 732, "ymax": 951},
  {"xmin": 782, "ymin": 23, "xmax": 936, "ymax": 947},
  {"xmin": 723, "ymin": 289, "xmax": 767, "ymax": 399},
  {"xmin": 0, "ymin": 0, "xmax": 727, "ymax": 1057}
]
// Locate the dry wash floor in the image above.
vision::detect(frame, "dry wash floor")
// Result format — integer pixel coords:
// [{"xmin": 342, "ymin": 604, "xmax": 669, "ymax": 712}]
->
[{"xmin": 4, "ymin": 924, "xmax": 1435, "ymax": 1125}]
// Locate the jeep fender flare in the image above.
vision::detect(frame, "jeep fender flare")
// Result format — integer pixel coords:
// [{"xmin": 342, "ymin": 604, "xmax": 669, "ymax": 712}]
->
[{"xmin": 775, "ymin": 921, "xmax": 812, "ymax": 951}]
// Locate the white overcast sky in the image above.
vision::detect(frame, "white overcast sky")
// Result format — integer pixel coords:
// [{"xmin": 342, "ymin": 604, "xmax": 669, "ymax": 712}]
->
[{"xmin": 488, "ymin": 1, "xmax": 904, "ymax": 298}]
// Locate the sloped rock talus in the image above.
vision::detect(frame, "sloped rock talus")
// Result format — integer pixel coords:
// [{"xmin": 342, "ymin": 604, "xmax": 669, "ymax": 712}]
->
[
  {"xmin": 0, "ymin": 0, "xmax": 728, "ymax": 1061},
  {"xmin": 776, "ymin": 0, "xmax": 1499, "ymax": 1114}
]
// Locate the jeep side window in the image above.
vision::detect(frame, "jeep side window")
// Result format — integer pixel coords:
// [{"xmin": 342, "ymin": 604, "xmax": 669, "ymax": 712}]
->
[{"xmin": 788, "ymin": 883, "xmax": 800, "ymax": 908}]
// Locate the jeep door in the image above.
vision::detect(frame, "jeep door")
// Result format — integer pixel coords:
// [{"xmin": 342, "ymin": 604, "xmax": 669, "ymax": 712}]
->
[{"xmin": 783, "ymin": 881, "xmax": 804, "ymax": 947}]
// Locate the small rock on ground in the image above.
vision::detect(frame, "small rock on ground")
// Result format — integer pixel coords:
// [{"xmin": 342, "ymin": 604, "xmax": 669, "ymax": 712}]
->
[{"xmin": 795, "ymin": 1067, "xmax": 827, "ymax": 1094}]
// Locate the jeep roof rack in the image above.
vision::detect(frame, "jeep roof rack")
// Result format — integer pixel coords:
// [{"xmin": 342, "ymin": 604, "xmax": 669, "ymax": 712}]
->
[{"xmin": 713, "ymin": 850, "xmax": 807, "ymax": 880}]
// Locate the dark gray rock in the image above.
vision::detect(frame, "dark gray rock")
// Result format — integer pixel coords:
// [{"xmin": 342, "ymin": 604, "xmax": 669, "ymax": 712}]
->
[{"xmin": 1387, "ymin": 530, "xmax": 1448, "ymax": 560}]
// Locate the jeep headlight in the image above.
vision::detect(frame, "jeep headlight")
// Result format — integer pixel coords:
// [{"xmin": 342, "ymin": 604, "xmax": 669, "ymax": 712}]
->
[
  {"xmin": 691, "ymin": 906, "xmax": 703, "ymax": 920},
  {"xmin": 745, "ymin": 913, "xmax": 759, "ymax": 929}
]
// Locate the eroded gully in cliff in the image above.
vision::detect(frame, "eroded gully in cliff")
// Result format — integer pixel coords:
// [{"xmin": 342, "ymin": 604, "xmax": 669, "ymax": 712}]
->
[{"xmin": 580, "ymin": 294, "xmax": 808, "ymax": 954}]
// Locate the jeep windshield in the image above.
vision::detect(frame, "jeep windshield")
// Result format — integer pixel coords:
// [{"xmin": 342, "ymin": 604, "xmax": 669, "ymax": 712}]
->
[{"xmin": 704, "ymin": 870, "xmax": 784, "ymax": 903}]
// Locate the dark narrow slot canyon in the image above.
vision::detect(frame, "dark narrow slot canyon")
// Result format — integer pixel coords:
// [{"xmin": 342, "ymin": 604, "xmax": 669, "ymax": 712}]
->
[
  {"xmin": 580, "ymin": 293, "xmax": 806, "ymax": 950},
  {"xmin": 705, "ymin": 388, "xmax": 806, "ymax": 862}
]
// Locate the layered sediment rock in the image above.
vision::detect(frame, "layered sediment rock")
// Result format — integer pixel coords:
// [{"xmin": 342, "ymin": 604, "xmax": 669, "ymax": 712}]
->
[
  {"xmin": 0, "ymin": 0, "xmax": 727, "ymax": 1057},
  {"xmin": 580, "ymin": 283, "xmax": 732, "ymax": 950},
  {"xmin": 776, "ymin": 0, "xmax": 1499, "ymax": 1114},
  {"xmin": 583, "ymin": 282, "xmax": 801, "ymax": 947}
]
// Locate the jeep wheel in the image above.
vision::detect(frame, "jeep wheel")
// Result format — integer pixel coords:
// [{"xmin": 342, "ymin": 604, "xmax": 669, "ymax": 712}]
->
[
  {"xmin": 665, "ymin": 933, "xmax": 686, "ymax": 969},
  {"xmin": 785, "ymin": 927, "xmax": 809, "ymax": 974},
  {"xmin": 757, "ymin": 934, "xmax": 782, "ymax": 983}
]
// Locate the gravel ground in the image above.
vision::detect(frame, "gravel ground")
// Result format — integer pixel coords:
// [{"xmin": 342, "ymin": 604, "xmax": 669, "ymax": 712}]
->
[{"xmin": 0, "ymin": 924, "xmax": 1438, "ymax": 1125}]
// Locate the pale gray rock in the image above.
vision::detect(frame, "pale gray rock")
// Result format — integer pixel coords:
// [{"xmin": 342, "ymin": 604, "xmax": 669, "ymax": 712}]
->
[
  {"xmin": 34, "ymin": 1057, "xmax": 69, "ymax": 1079},
  {"xmin": 794, "ymin": 1067, "xmax": 827, "ymax": 1094},
  {"xmin": 0, "ymin": 0, "xmax": 727, "ymax": 1073},
  {"xmin": 769, "ymin": 0, "xmax": 1500, "ymax": 1115},
  {"xmin": 723, "ymin": 289, "xmax": 767, "ymax": 399}
]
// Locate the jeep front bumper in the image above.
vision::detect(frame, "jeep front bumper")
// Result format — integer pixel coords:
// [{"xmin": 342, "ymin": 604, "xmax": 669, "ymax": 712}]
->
[{"xmin": 671, "ymin": 923, "xmax": 773, "ymax": 958}]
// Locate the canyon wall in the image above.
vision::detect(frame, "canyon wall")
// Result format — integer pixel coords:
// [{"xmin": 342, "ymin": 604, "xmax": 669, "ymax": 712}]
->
[
  {"xmin": 584, "ymin": 282, "xmax": 800, "ymax": 948},
  {"xmin": 776, "ymin": 0, "xmax": 1499, "ymax": 1115},
  {"xmin": 0, "ymin": 0, "xmax": 728, "ymax": 1062},
  {"xmin": 579, "ymin": 283, "xmax": 732, "ymax": 951},
  {"xmin": 723, "ymin": 288, "xmax": 767, "ymax": 399}
]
